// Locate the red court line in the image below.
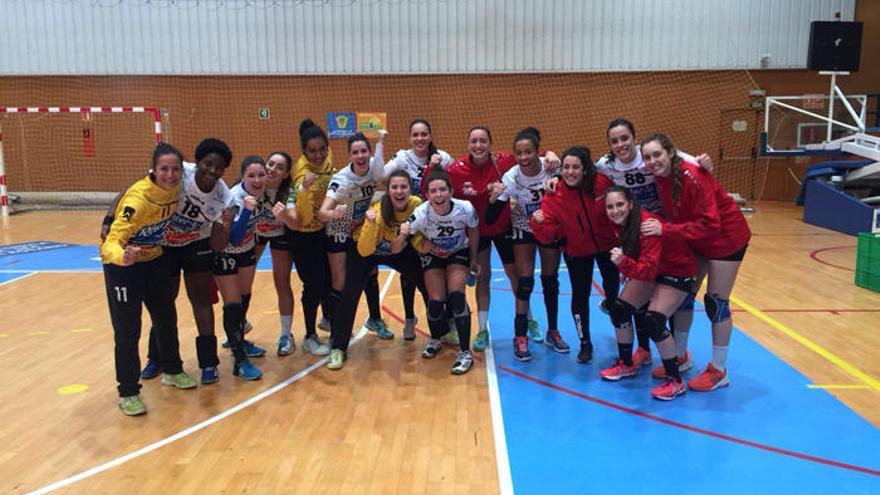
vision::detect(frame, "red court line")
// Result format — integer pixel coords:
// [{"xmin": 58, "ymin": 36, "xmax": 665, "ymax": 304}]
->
[
  {"xmin": 498, "ymin": 365, "xmax": 880, "ymax": 477},
  {"xmin": 809, "ymin": 246, "xmax": 856, "ymax": 272}
]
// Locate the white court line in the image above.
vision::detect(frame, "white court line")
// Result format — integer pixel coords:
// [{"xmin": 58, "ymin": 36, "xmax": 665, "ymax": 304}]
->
[
  {"xmin": 0, "ymin": 271, "xmax": 38, "ymax": 286},
  {"xmin": 25, "ymin": 272, "xmax": 397, "ymax": 495},
  {"xmin": 483, "ymin": 324, "xmax": 514, "ymax": 495}
]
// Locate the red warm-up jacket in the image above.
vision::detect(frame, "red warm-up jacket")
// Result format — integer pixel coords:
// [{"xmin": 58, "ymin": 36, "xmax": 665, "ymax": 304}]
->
[
  {"xmin": 655, "ymin": 161, "xmax": 750, "ymax": 259},
  {"xmin": 614, "ymin": 210, "xmax": 696, "ymax": 281},
  {"xmin": 425, "ymin": 152, "xmax": 516, "ymax": 238},
  {"xmin": 529, "ymin": 175, "xmax": 616, "ymax": 257}
]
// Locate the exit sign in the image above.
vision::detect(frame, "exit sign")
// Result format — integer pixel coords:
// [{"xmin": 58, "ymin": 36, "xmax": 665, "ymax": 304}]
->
[{"xmin": 259, "ymin": 108, "xmax": 270, "ymax": 120}]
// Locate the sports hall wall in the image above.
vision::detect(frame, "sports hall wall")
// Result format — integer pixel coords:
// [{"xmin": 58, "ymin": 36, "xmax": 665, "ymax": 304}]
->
[{"xmin": 0, "ymin": 0, "xmax": 876, "ymax": 200}]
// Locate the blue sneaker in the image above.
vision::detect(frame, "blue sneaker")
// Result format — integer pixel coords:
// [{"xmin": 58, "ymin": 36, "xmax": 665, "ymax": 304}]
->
[
  {"xmin": 140, "ymin": 360, "xmax": 162, "ymax": 379},
  {"xmin": 365, "ymin": 318, "xmax": 394, "ymax": 339},
  {"xmin": 473, "ymin": 329, "xmax": 490, "ymax": 351},
  {"xmin": 233, "ymin": 359, "xmax": 263, "ymax": 381},
  {"xmin": 201, "ymin": 366, "xmax": 219, "ymax": 384},
  {"xmin": 242, "ymin": 340, "xmax": 267, "ymax": 358},
  {"xmin": 527, "ymin": 319, "xmax": 544, "ymax": 343},
  {"xmin": 513, "ymin": 335, "xmax": 532, "ymax": 362}
]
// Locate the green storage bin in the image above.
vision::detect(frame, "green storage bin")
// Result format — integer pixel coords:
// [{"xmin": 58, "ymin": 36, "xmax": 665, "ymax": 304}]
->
[{"xmin": 855, "ymin": 232, "xmax": 880, "ymax": 292}]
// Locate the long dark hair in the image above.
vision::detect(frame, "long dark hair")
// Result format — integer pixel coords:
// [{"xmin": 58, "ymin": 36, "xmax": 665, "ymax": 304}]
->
[
  {"xmin": 606, "ymin": 185, "xmax": 641, "ymax": 259},
  {"xmin": 640, "ymin": 132, "xmax": 683, "ymax": 214},
  {"xmin": 560, "ymin": 146, "xmax": 597, "ymax": 195},
  {"xmin": 424, "ymin": 168, "xmax": 452, "ymax": 195},
  {"xmin": 267, "ymin": 150, "xmax": 293, "ymax": 202},
  {"xmin": 381, "ymin": 169, "xmax": 413, "ymax": 228},
  {"xmin": 605, "ymin": 118, "xmax": 636, "ymax": 162},
  {"xmin": 410, "ymin": 119, "xmax": 438, "ymax": 160},
  {"xmin": 299, "ymin": 119, "xmax": 328, "ymax": 151}
]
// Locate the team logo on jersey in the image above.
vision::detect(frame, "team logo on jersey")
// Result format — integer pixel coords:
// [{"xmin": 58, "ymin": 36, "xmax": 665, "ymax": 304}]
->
[
  {"xmin": 329, "ymin": 182, "xmax": 340, "ymax": 193},
  {"xmin": 121, "ymin": 206, "xmax": 136, "ymax": 221},
  {"xmin": 462, "ymin": 181, "xmax": 477, "ymax": 196}
]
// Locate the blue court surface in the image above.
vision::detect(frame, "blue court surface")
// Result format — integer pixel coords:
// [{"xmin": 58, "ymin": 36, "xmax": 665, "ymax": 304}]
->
[
  {"xmin": 486, "ymin": 255, "xmax": 880, "ymax": 494},
  {"xmin": 3, "ymin": 242, "xmax": 879, "ymax": 494}
]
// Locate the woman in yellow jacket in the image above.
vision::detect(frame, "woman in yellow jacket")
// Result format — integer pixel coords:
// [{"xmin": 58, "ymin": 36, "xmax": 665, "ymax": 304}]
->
[
  {"xmin": 326, "ymin": 169, "xmax": 429, "ymax": 370},
  {"xmin": 101, "ymin": 143, "xmax": 197, "ymax": 416}
]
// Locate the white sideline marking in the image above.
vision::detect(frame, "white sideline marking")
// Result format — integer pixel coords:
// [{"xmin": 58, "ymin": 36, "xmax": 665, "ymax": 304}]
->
[
  {"xmin": 484, "ymin": 325, "xmax": 514, "ymax": 495},
  {"xmin": 0, "ymin": 271, "xmax": 37, "ymax": 286},
  {"xmin": 25, "ymin": 273, "xmax": 397, "ymax": 495}
]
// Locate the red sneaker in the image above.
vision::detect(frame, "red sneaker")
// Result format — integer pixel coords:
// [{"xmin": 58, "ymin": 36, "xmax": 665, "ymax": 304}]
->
[
  {"xmin": 600, "ymin": 360, "xmax": 638, "ymax": 381},
  {"xmin": 687, "ymin": 363, "xmax": 730, "ymax": 391},
  {"xmin": 651, "ymin": 351, "xmax": 693, "ymax": 379},
  {"xmin": 632, "ymin": 347, "xmax": 653, "ymax": 368},
  {"xmin": 651, "ymin": 379, "xmax": 686, "ymax": 400}
]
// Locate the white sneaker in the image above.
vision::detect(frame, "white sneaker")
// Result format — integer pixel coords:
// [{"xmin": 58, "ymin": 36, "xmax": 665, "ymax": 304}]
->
[
  {"xmin": 422, "ymin": 338, "xmax": 442, "ymax": 359},
  {"xmin": 451, "ymin": 350, "xmax": 474, "ymax": 375},
  {"xmin": 277, "ymin": 334, "xmax": 295, "ymax": 356},
  {"xmin": 303, "ymin": 334, "xmax": 330, "ymax": 356}
]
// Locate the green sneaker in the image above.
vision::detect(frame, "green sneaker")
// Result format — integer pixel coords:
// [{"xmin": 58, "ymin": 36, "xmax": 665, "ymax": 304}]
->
[
  {"xmin": 527, "ymin": 319, "xmax": 544, "ymax": 343},
  {"xmin": 473, "ymin": 329, "xmax": 490, "ymax": 351},
  {"xmin": 441, "ymin": 328, "xmax": 460, "ymax": 345},
  {"xmin": 327, "ymin": 349, "xmax": 346, "ymax": 370},
  {"xmin": 118, "ymin": 395, "xmax": 147, "ymax": 416},
  {"xmin": 160, "ymin": 372, "xmax": 198, "ymax": 389},
  {"xmin": 366, "ymin": 318, "xmax": 394, "ymax": 339}
]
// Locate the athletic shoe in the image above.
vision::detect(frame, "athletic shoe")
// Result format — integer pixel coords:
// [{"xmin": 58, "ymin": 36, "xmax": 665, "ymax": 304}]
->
[
  {"xmin": 600, "ymin": 360, "xmax": 638, "ymax": 381},
  {"xmin": 118, "ymin": 395, "xmax": 147, "ymax": 416},
  {"xmin": 513, "ymin": 335, "xmax": 532, "ymax": 362},
  {"xmin": 242, "ymin": 340, "xmax": 267, "ymax": 358},
  {"xmin": 651, "ymin": 378, "xmax": 686, "ymax": 400},
  {"xmin": 687, "ymin": 364, "xmax": 730, "ymax": 392},
  {"xmin": 651, "ymin": 352, "xmax": 693, "ymax": 379},
  {"xmin": 598, "ymin": 298, "xmax": 610, "ymax": 315},
  {"xmin": 527, "ymin": 319, "xmax": 544, "ymax": 343},
  {"xmin": 544, "ymin": 329, "xmax": 570, "ymax": 353},
  {"xmin": 243, "ymin": 319, "xmax": 253, "ymax": 335},
  {"xmin": 632, "ymin": 347, "xmax": 653, "ymax": 368},
  {"xmin": 451, "ymin": 350, "xmax": 474, "ymax": 375},
  {"xmin": 326, "ymin": 349, "xmax": 346, "ymax": 370},
  {"xmin": 473, "ymin": 329, "xmax": 490, "ymax": 351},
  {"xmin": 303, "ymin": 334, "xmax": 331, "ymax": 356},
  {"xmin": 277, "ymin": 334, "xmax": 295, "ymax": 356},
  {"xmin": 441, "ymin": 328, "xmax": 460, "ymax": 345},
  {"xmin": 317, "ymin": 316, "xmax": 331, "ymax": 332},
  {"xmin": 403, "ymin": 317, "xmax": 417, "ymax": 341},
  {"xmin": 200, "ymin": 366, "xmax": 219, "ymax": 385},
  {"xmin": 576, "ymin": 342, "xmax": 594, "ymax": 364},
  {"xmin": 140, "ymin": 360, "xmax": 162, "ymax": 379},
  {"xmin": 422, "ymin": 338, "xmax": 443, "ymax": 359},
  {"xmin": 366, "ymin": 318, "xmax": 394, "ymax": 339},
  {"xmin": 233, "ymin": 359, "xmax": 263, "ymax": 381},
  {"xmin": 161, "ymin": 372, "xmax": 198, "ymax": 389}
]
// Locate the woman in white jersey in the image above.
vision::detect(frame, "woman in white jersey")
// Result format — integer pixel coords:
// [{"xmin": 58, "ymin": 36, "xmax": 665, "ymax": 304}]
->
[
  {"xmin": 384, "ymin": 119, "xmax": 454, "ymax": 339},
  {"xmin": 486, "ymin": 127, "xmax": 565, "ymax": 361},
  {"xmin": 213, "ymin": 155, "xmax": 269, "ymax": 381},
  {"xmin": 406, "ymin": 169, "xmax": 480, "ymax": 375},
  {"xmin": 318, "ymin": 131, "xmax": 392, "ymax": 341}
]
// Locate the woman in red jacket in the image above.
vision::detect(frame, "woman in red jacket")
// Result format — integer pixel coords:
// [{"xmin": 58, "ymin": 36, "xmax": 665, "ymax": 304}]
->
[
  {"xmin": 529, "ymin": 146, "xmax": 616, "ymax": 365},
  {"xmin": 599, "ymin": 186, "xmax": 697, "ymax": 400},
  {"xmin": 641, "ymin": 133, "xmax": 750, "ymax": 393}
]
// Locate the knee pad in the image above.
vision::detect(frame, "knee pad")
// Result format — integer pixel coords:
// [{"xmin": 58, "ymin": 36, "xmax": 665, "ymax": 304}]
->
[
  {"xmin": 677, "ymin": 292, "xmax": 696, "ymax": 312},
  {"xmin": 644, "ymin": 310, "xmax": 671, "ymax": 342},
  {"xmin": 608, "ymin": 298, "xmax": 636, "ymax": 329},
  {"xmin": 448, "ymin": 291, "xmax": 469, "ymax": 317},
  {"xmin": 704, "ymin": 293, "xmax": 731, "ymax": 323},
  {"xmin": 428, "ymin": 300, "xmax": 446, "ymax": 321},
  {"xmin": 540, "ymin": 275, "xmax": 559, "ymax": 297},
  {"xmin": 515, "ymin": 276, "xmax": 535, "ymax": 301}
]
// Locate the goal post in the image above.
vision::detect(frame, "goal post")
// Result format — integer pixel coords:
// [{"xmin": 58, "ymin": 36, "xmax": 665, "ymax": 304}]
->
[{"xmin": 0, "ymin": 106, "xmax": 162, "ymax": 216}]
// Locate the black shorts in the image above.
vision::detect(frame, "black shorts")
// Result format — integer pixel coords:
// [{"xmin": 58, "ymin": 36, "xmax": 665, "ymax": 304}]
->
[
  {"xmin": 713, "ymin": 244, "xmax": 748, "ymax": 262},
  {"xmin": 656, "ymin": 274, "xmax": 696, "ymax": 293},
  {"xmin": 325, "ymin": 232, "xmax": 353, "ymax": 253},
  {"xmin": 164, "ymin": 238, "xmax": 213, "ymax": 275},
  {"xmin": 256, "ymin": 234, "xmax": 290, "ymax": 251},
  {"xmin": 420, "ymin": 248, "xmax": 470, "ymax": 271},
  {"xmin": 477, "ymin": 233, "xmax": 514, "ymax": 264},
  {"xmin": 509, "ymin": 227, "xmax": 560, "ymax": 248},
  {"xmin": 213, "ymin": 248, "xmax": 257, "ymax": 276}
]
